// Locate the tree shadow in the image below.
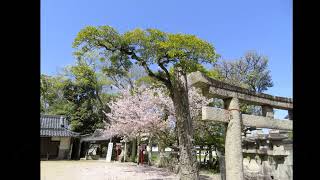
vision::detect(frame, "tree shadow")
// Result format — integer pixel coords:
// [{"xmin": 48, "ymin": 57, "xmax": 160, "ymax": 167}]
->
[
  {"xmin": 134, "ymin": 165, "xmax": 176, "ymax": 177},
  {"xmin": 199, "ymin": 174, "xmax": 212, "ymax": 180}
]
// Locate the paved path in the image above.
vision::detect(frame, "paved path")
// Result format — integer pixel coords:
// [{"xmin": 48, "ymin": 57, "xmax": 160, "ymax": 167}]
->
[{"xmin": 41, "ymin": 160, "xmax": 221, "ymax": 180}]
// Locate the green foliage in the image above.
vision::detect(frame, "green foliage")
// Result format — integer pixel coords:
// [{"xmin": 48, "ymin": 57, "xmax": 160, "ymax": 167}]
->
[
  {"xmin": 73, "ymin": 26, "xmax": 219, "ymax": 90},
  {"xmin": 68, "ymin": 99, "xmax": 105, "ymax": 134},
  {"xmin": 168, "ymin": 63, "xmax": 211, "ymax": 76},
  {"xmin": 41, "ymin": 57, "xmax": 117, "ymax": 134},
  {"xmin": 40, "ymin": 74, "xmax": 71, "ymax": 115},
  {"xmin": 61, "ymin": 60, "xmax": 109, "ymax": 134},
  {"xmin": 194, "ymin": 121, "xmax": 225, "ymax": 151},
  {"xmin": 135, "ymin": 75, "xmax": 162, "ymax": 88},
  {"xmin": 205, "ymin": 69, "xmax": 223, "ymax": 79},
  {"xmin": 151, "ymin": 152, "xmax": 159, "ymax": 162},
  {"xmin": 72, "ymin": 27, "xmax": 223, "ymax": 171},
  {"xmin": 193, "ymin": 99, "xmax": 225, "ymax": 151},
  {"xmin": 40, "ymin": 74, "xmax": 57, "ymax": 108}
]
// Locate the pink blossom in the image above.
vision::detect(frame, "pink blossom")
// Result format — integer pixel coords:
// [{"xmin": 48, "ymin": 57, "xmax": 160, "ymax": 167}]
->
[{"xmin": 103, "ymin": 86, "xmax": 212, "ymax": 139}]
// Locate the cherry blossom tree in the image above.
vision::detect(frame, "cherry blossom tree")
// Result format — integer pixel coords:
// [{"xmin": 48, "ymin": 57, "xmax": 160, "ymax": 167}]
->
[
  {"xmin": 103, "ymin": 85, "xmax": 214, "ymax": 166},
  {"xmin": 103, "ymin": 86, "xmax": 171, "ymax": 162},
  {"xmin": 104, "ymin": 87, "xmax": 169, "ymax": 137},
  {"xmin": 73, "ymin": 27, "xmax": 218, "ymax": 178}
]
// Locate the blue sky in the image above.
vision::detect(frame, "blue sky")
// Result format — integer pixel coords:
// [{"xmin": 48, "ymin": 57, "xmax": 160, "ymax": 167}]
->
[{"xmin": 41, "ymin": 0, "xmax": 292, "ymax": 119}]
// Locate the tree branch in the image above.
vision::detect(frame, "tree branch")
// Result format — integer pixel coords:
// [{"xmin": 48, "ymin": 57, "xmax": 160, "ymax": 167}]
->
[
  {"xmin": 158, "ymin": 59, "xmax": 171, "ymax": 84},
  {"xmin": 92, "ymin": 40, "xmax": 172, "ymax": 91},
  {"xmin": 125, "ymin": 49, "xmax": 172, "ymax": 89}
]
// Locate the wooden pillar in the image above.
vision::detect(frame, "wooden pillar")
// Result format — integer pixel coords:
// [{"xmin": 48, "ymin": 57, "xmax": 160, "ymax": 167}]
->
[{"xmin": 224, "ymin": 98, "xmax": 244, "ymax": 180}]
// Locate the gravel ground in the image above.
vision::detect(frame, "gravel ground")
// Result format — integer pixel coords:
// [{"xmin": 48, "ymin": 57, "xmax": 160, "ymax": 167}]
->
[{"xmin": 41, "ymin": 160, "xmax": 221, "ymax": 180}]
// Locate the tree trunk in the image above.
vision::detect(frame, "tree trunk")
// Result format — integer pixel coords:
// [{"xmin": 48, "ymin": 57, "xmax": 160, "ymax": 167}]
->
[
  {"xmin": 131, "ymin": 138, "xmax": 137, "ymax": 162},
  {"xmin": 118, "ymin": 145, "xmax": 124, "ymax": 162},
  {"xmin": 124, "ymin": 140, "xmax": 128, "ymax": 162},
  {"xmin": 216, "ymin": 148, "xmax": 226, "ymax": 180},
  {"xmin": 204, "ymin": 150, "xmax": 208, "ymax": 165},
  {"xmin": 136, "ymin": 136, "xmax": 141, "ymax": 164},
  {"xmin": 158, "ymin": 140, "xmax": 166, "ymax": 167},
  {"xmin": 147, "ymin": 137, "xmax": 152, "ymax": 165},
  {"xmin": 208, "ymin": 145, "xmax": 213, "ymax": 167},
  {"xmin": 199, "ymin": 148, "xmax": 202, "ymax": 166},
  {"xmin": 195, "ymin": 149, "xmax": 198, "ymax": 162},
  {"xmin": 171, "ymin": 68, "xmax": 199, "ymax": 180}
]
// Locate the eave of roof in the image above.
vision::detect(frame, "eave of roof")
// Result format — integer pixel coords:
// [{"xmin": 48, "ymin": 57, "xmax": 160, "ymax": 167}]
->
[
  {"xmin": 40, "ymin": 114, "xmax": 80, "ymax": 137},
  {"xmin": 41, "ymin": 128, "xmax": 80, "ymax": 137}
]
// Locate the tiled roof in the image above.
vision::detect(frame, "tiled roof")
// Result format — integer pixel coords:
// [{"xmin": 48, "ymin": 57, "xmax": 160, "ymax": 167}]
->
[
  {"xmin": 40, "ymin": 114, "xmax": 80, "ymax": 137},
  {"xmin": 80, "ymin": 129, "xmax": 111, "ymax": 142}
]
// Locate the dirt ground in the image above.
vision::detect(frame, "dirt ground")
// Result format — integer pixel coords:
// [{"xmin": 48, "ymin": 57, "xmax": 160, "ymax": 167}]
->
[{"xmin": 41, "ymin": 160, "xmax": 221, "ymax": 180}]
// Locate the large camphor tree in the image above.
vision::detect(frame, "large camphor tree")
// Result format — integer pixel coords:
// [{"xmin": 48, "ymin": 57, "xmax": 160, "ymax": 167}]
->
[{"xmin": 73, "ymin": 26, "xmax": 219, "ymax": 179}]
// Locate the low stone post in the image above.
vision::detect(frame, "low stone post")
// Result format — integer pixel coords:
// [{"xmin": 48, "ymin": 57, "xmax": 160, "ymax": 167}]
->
[
  {"xmin": 131, "ymin": 138, "xmax": 137, "ymax": 162},
  {"xmin": 262, "ymin": 105, "xmax": 274, "ymax": 118},
  {"xmin": 124, "ymin": 140, "xmax": 127, "ymax": 162},
  {"xmin": 106, "ymin": 141, "xmax": 113, "ymax": 162},
  {"xmin": 224, "ymin": 98, "xmax": 244, "ymax": 180}
]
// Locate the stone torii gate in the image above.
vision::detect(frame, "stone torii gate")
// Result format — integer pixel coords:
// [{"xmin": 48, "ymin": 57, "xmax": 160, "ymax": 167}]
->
[{"xmin": 188, "ymin": 71, "xmax": 293, "ymax": 180}]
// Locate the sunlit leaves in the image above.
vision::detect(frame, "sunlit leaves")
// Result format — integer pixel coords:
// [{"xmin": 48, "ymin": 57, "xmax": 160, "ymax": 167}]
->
[{"xmin": 73, "ymin": 26, "xmax": 219, "ymax": 87}]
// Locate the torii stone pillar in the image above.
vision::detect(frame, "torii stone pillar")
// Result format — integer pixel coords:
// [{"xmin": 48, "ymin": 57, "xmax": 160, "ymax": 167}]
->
[{"xmin": 224, "ymin": 98, "xmax": 244, "ymax": 180}]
